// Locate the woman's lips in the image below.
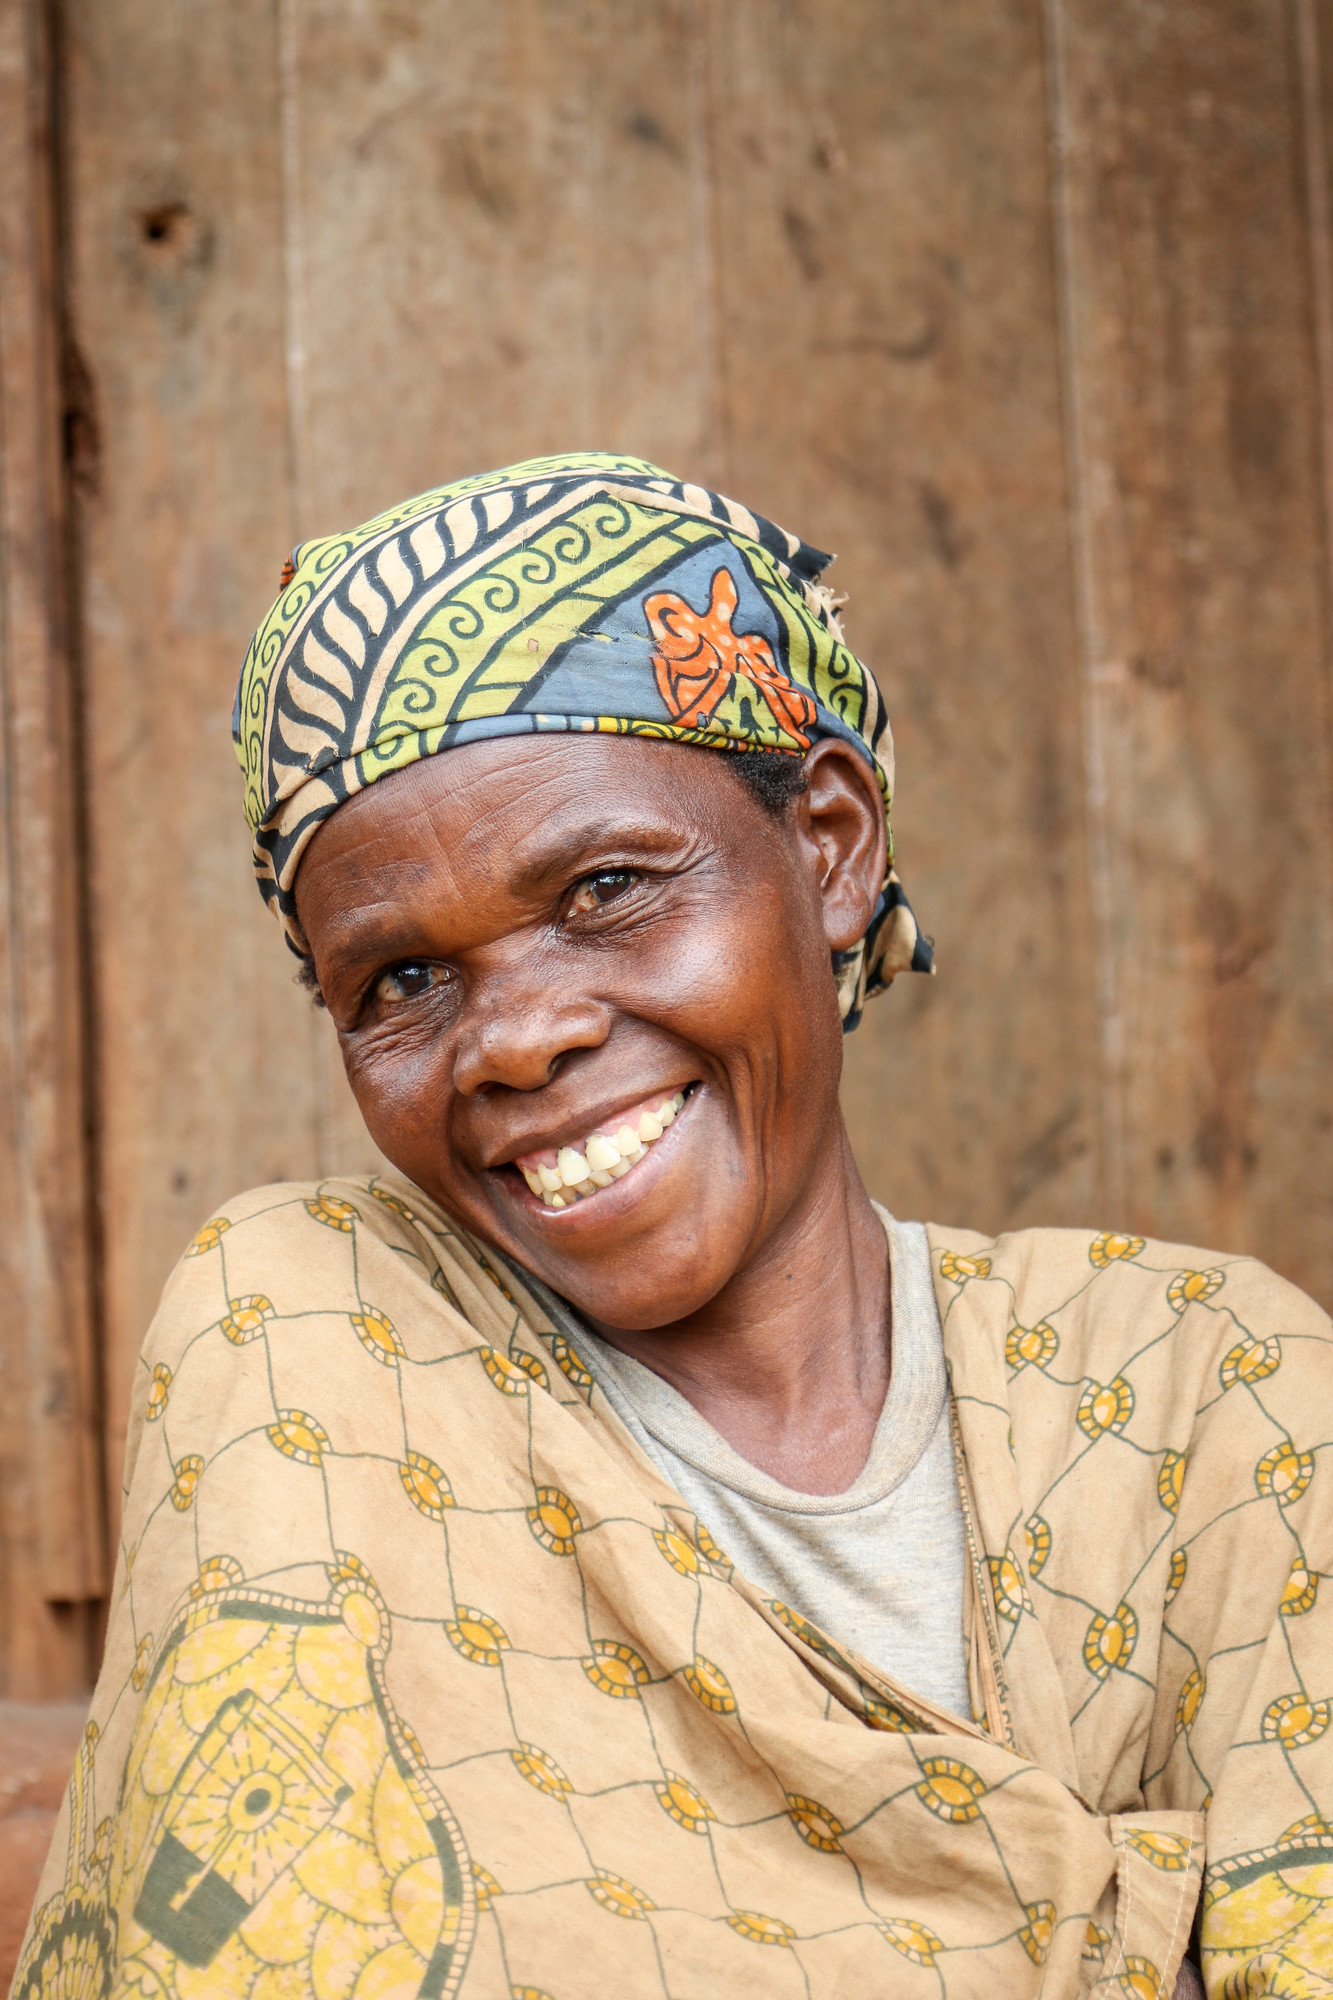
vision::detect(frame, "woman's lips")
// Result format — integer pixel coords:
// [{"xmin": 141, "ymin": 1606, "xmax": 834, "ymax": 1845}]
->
[{"xmin": 511, "ymin": 1089, "xmax": 689, "ymax": 1209}]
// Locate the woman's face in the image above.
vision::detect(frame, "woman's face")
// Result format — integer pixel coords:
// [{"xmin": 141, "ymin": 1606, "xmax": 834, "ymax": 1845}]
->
[{"xmin": 294, "ymin": 734, "xmax": 885, "ymax": 1330}]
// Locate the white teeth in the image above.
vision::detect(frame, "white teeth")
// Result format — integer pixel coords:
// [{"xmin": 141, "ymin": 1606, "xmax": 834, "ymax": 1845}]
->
[
  {"xmin": 585, "ymin": 1132, "xmax": 621, "ymax": 1171},
  {"xmin": 529, "ymin": 1091, "xmax": 691, "ymax": 1212}
]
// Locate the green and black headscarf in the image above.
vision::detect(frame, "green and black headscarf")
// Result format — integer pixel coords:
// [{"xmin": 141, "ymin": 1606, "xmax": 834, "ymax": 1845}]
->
[{"xmin": 234, "ymin": 451, "xmax": 932, "ymax": 1028}]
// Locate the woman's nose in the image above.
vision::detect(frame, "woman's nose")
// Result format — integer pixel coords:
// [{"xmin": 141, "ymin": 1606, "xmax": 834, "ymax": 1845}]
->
[{"xmin": 451, "ymin": 980, "xmax": 612, "ymax": 1095}]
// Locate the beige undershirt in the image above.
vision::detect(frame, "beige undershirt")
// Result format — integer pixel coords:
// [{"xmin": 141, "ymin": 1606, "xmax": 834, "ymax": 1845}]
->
[{"xmin": 537, "ymin": 1209, "xmax": 970, "ymax": 1717}]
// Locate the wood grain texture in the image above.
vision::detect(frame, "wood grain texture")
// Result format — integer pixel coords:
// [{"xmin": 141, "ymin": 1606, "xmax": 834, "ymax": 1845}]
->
[
  {"xmin": 1047, "ymin": 0, "xmax": 1333, "ymax": 1297},
  {"xmin": 0, "ymin": 0, "xmax": 102, "ymax": 1693},
  {"xmin": 284, "ymin": 0, "xmax": 718, "ymax": 512},
  {"xmin": 707, "ymin": 0, "xmax": 1104, "ymax": 1233},
  {"xmin": 57, "ymin": 0, "xmax": 346, "ymax": 1513}
]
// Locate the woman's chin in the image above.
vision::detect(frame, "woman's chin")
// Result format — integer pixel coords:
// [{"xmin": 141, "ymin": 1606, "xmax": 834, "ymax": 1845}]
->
[
  {"xmin": 559, "ymin": 1264, "xmax": 733, "ymax": 1337},
  {"xmin": 501, "ymin": 1189, "xmax": 745, "ymax": 1333}
]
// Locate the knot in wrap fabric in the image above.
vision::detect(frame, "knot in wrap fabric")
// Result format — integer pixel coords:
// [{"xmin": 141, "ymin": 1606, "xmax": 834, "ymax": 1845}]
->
[{"xmin": 234, "ymin": 450, "xmax": 933, "ymax": 1028}]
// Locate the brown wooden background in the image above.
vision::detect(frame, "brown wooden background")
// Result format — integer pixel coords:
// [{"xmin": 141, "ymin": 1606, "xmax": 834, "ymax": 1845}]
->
[{"xmin": 3, "ymin": 0, "xmax": 1333, "ymax": 1709}]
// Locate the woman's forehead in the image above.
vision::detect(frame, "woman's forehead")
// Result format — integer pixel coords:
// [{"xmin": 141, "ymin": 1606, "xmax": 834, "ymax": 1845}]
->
[{"xmin": 302, "ymin": 735, "xmax": 749, "ymax": 894}]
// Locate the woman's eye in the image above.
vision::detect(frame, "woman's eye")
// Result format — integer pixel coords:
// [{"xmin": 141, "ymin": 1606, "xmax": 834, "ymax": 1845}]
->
[
  {"xmin": 373, "ymin": 961, "xmax": 452, "ymax": 1005},
  {"xmin": 568, "ymin": 869, "xmax": 639, "ymax": 914}
]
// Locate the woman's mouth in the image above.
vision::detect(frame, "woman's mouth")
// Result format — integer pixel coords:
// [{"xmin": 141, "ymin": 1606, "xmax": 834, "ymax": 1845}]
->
[{"xmin": 511, "ymin": 1089, "xmax": 690, "ymax": 1209}]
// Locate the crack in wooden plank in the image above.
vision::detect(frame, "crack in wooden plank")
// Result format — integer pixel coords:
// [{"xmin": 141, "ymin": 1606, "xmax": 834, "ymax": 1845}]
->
[
  {"xmin": 279, "ymin": 0, "xmax": 309, "ymax": 540},
  {"xmin": 687, "ymin": 0, "xmax": 726, "ymax": 490},
  {"xmin": 1040, "ymin": 0, "xmax": 1127, "ymax": 1224},
  {"xmin": 1292, "ymin": 0, "xmax": 1333, "ymax": 885}
]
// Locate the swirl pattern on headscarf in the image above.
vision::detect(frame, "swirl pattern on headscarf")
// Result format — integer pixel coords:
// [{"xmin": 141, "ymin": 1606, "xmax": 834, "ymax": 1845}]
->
[{"xmin": 234, "ymin": 451, "xmax": 932, "ymax": 1027}]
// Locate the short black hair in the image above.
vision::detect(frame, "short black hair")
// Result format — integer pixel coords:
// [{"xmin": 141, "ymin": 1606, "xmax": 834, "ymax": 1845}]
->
[
  {"xmin": 726, "ymin": 748, "xmax": 809, "ymax": 813},
  {"xmin": 297, "ymin": 953, "xmax": 323, "ymax": 1002},
  {"xmin": 295, "ymin": 748, "xmax": 809, "ymax": 1004}
]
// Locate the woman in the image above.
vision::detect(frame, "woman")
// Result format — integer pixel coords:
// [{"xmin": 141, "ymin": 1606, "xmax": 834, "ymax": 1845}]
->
[{"xmin": 16, "ymin": 453, "xmax": 1332, "ymax": 1998}]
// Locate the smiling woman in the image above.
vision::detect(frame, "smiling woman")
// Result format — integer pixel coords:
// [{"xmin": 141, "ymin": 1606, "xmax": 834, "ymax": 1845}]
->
[
  {"xmin": 294, "ymin": 732, "xmax": 889, "ymax": 1393},
  {"xmin": 14, "ymin": 456, "xmax": 1333, "ymax": 2000}
]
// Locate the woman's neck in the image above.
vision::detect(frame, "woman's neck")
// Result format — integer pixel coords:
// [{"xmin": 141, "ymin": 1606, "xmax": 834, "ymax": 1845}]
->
[{"xmin": 584, "ymin": 1123, "xmax": 891, "ymax": 1496}]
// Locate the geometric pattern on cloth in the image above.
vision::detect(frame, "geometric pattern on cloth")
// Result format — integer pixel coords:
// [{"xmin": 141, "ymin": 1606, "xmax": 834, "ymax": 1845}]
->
[
  {"xmin": 936, "ymin": 1219, "xmax": 1333, "ymax": 1997},
  {"xmin": 232, "ymin": 452, "xmax": 933, "ymax": 1025},
  {"xmin": 20, "ymin": 1182, "xmax": 1329, "ymax": 1993}
]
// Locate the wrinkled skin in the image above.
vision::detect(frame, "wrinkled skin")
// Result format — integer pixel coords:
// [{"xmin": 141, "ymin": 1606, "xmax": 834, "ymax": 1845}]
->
[{"xmin": 295, "ymin": 734, "xmax": 893, "ymax": 1494}]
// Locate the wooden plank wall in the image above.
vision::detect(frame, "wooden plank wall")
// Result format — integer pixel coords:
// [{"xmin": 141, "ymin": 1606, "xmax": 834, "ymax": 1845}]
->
[
  {"xmin": 1, "ymin": 0, "xmax": 1330, "ymax": 1687},
  {"xmin": 1046, "ymin": 0, "xmax": 1333, "ymax": 1285},
  {"xmin": 0, "ymin": 0, "xmax": 104, "ymax": 1698}
]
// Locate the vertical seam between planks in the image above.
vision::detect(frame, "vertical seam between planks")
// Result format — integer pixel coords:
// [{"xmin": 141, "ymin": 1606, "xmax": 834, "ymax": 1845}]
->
[
  {"xmin": 278, "ymin": 0, "xmax": 332, "ymax": 1172},
  {"xmin": 687, "ymin": 0, "xmax": 727, "ymax": 491},
  {"xmin": 1292, "ymin": 0, "xmax": 1333, "ymax": 870},
  {"xmin": 0, "ymin": 95, "xmax": 30, "ymax": 1663},
  {"xmin": 43, "ymin": 0, "xmax": 109, "ymax": 1623},
  {"xmin": 0, "ymin": 0, "xmax": 110, "ymax": 1637},
  {"xmin": 1040, "ymin": 0, "xmax": 1126, "ymax": 1224},
  {"xmin": 279, "ymin": 0, "xmax": 309, "ymax": 540},
  {"xmin": 0, "ymin": 64, "xmax": 24, "ymax": 1295}
]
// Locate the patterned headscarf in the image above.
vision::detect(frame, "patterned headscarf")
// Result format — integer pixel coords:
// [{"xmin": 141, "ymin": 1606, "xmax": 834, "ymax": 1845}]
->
[{"xmin": 234, "ymin": 451, "xmax": 932, "ymax": 1027}]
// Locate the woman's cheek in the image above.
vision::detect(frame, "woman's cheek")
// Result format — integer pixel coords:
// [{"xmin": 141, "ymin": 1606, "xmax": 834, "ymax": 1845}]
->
[
  {"xmin": 342, "ymin": 1022, "xmax": 451, "ymax": 1134},
  {"xmin": 648, "ymin": 901, "xmax": 783, "ymax": 1020}
]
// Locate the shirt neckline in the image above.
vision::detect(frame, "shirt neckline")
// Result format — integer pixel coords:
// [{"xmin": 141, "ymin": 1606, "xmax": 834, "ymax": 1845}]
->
[{"xmin": 539, "ymin": 1208, "xmax": 946, "ymax": 1518}]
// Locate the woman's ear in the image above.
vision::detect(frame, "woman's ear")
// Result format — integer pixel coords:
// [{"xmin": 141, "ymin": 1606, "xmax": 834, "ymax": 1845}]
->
[{"xmin": 795, "ymin": 737, "xmax": 888, "ymax": 953}]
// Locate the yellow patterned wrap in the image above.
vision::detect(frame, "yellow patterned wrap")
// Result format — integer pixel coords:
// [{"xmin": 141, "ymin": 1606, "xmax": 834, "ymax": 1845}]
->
[{"xmin": 15, "ymin": 1183, "xmax": 1333, "ymax": 1996}]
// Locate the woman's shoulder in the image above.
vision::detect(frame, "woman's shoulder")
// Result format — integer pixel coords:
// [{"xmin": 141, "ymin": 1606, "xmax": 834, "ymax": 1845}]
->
[
  {"xmin": 175, "ymin": 1172, "xmax": 447, "ymax": 1247},
  {"xmin": 148, "ymin": 1173, "xmax": 537, "ymax": 1359},
  {"xmin": 926, "ymin": 1216, "xmax": 1331, "ymax": 1383},
  {"xmin": 127, "ymin": 1172, "xmax": 558, "ymax": 1458}
]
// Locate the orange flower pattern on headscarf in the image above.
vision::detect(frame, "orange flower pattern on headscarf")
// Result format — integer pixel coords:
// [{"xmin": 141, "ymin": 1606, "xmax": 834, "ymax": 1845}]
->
[{"xmin": 646, "ymin": 567, "xmax": 818, "ymax": 747}]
